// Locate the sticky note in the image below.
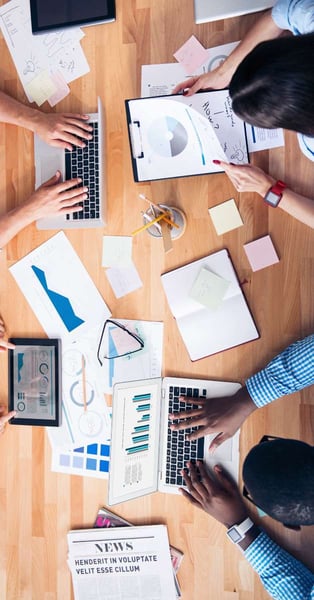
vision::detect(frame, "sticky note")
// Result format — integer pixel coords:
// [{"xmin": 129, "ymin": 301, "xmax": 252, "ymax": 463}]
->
[
  {"xmin": 174, "ymin": 35, "xmax": 208, "ymax": 73},
  {"xmin": 105, "ymin": 265, "xmax": 143, "ymax": 298},
  {"xmin": 189, "ymin": 267, "xmax": 230, "ymax": 310},
  {"xmin": 25, "ymin": 69, "xmax": 57, "ymax": 106},
  {"xmin": 243, "ymin": 235, "xmax": 280, "ymax": 272},
  {"xmin": 47, "ymin": 71, "xmax": 70, "ymax": 107},
  {"xmin": 102, "ymin": 236, "xmax": 133, "ymax": 268},
  {"xmin": 208, "ymin": 198, "xmax": 243, "ymax": 235}
]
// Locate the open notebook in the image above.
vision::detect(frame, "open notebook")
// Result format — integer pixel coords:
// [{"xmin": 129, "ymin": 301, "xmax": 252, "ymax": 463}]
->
[{"xmin": 161, "ymin": 249, "xmax": 259, "ymax": 361}]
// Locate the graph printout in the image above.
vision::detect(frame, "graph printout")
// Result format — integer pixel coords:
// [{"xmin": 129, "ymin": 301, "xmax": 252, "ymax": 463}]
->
[
  {"xmin": 10, "ymin": 232, "xmax": 111, "ymax": 342},
  {"xmin": 109, "ymin": 379, "xmax": 162, "ymax": 505}
]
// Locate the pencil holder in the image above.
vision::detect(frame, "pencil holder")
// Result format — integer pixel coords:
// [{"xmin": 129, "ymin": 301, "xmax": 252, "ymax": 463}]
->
[{"xmin": 142, "ymin": 205, "xmax": 186, "ymax": 240}]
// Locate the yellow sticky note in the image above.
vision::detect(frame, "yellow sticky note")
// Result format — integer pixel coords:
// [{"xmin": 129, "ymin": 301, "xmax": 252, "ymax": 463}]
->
[
  {"xmin": 25, "ymin": 70, "xmax": 58, "ymax": 107},
  {"xmin": 208, "ymin": 198, "xmax": 243, "ymax": 235}
]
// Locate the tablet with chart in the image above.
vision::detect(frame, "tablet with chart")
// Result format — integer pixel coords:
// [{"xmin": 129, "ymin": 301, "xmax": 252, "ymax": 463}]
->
[{"xmin": 126, "ymin": 90, "xmax": 248, "ymax": 181}]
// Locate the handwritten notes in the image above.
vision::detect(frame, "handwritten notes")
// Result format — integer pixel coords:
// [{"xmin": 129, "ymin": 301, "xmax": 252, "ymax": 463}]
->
[
  {"xmin": 189, "ymin": 267, "xmax": 231, "ymax": 310},
  {"xmin": 174, "ymin": 35, "xmax": 208, "ymax": 73},
  {"xmin": 0, "ymin": 0, "xmax": 89, "ymax": 106},
  {"xmin": 208, "ymin": 199, "xmax": 243, "ymax": 235},
  {"xmin": 244, "ymin": 235, "xmax": 280, "ymax": 272}
]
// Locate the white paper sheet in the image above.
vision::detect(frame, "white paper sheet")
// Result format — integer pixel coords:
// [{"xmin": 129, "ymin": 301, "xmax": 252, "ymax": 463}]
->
[
  {"xmin": 10, "ymin": 231, "xmax": 111, "ymax": 343},
  {"xmin": 245, "ymin": 123, "xmax": 284, "ymax": 152},
  {"xmin": 0, "ymin": 0, "xmax": 89, "ymax": 104}
]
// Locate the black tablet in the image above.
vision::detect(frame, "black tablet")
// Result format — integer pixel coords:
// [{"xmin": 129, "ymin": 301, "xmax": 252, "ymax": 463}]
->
[
  {"xmin": 8, "ymin": 338, "xmax": 62, "ymax": 427},
  {"xmin": 30, "ymin": 0, "xmax": 116, "ymax": 34}
]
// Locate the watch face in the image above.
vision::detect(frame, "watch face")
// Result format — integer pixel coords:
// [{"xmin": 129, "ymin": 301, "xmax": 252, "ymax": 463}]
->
[
  {"xmin": 265, "ymin": 190, "xmax": 281, "ymax": 207},
  {"xmin": 227, "ymin": 527, "xmax": 242, "ymax": 543}
]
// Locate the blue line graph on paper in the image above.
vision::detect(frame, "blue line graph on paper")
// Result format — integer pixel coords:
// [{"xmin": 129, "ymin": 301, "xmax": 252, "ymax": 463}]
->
[{"xmin": 31, "ymin": 265, "xmax": 84, "ymax": 332}]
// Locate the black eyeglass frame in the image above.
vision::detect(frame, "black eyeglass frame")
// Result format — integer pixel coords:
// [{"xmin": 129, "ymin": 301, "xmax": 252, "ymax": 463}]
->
[{"xmin": 97, "ymin": 319, "xmax": 144, "ymax": 366}]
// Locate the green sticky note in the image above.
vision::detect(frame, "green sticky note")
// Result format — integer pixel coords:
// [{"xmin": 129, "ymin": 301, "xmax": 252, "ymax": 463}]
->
[{"xmin": 189, "ymin": 267, "xmax": 230, "ymax": 310}]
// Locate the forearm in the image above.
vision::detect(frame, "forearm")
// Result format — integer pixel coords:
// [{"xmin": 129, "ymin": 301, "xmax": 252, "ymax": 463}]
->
[
  {"xmin": 279, "ymin": 189, "xmax": 314, "ymax": 228},
  {"xmin": 217, "ymin": 11, "xmax": 282, "ymax": 86},
  {"xmin": 0, "ymin": 204, "xmax": 34, "ymax": 248},
  {"xmin": 0, "ymin": 90, "xmax": 41, "ymax": 132},
  {"xmin": 244, "ymin": 530, "xmax": 314, "ymax": 600}
]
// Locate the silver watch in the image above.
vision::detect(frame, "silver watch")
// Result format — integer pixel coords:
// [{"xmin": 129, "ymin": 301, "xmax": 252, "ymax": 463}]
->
[{"xmin": 226, "ymin": 517, "xmax": 254, "ymax": 544}]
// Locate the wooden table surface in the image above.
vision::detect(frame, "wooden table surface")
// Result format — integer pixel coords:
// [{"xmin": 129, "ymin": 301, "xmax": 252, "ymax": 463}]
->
[{"xmin": 0, "ymin": 2, "xmax": 313, "ymax": 599}]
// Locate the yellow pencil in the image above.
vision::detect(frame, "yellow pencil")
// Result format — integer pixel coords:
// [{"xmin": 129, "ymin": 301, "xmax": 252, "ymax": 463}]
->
[
  {"xmin": 81, "ymin": 355, "xmax": 87, "ymax": 412},
  {"xmin": 138, "ymin": 194, "xmax": 180, "ymax": 229},
  {"xmin": 132, "ymin": 213, "xmax": 169, "ymax": 236}
]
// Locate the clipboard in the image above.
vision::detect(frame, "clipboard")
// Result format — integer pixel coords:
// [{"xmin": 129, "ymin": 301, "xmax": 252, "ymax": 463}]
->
[{"xmin": 125, "ymin": 90, "xmax": 249, "ymax": 182}]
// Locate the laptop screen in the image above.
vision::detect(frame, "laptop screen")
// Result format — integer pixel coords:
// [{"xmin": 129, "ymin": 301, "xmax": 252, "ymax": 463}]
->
[{"xmin": 30, "ymin": 0, "xmax": 116, "ymax": 33}]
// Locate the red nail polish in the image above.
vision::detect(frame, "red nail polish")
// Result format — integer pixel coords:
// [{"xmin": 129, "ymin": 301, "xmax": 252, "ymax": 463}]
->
[{"xmin": 213, "ymin": 159, "xmax": 221, "ymax": 165}]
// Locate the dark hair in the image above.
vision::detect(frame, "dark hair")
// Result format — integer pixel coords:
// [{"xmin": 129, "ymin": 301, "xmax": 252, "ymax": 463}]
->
[
  {"xmin": 242, "ymin": 439, "xmax": 314, "ymax": 526},
  {"xmin": 229, "ymin": 33, "xmax": 314, "ymax": 136}
]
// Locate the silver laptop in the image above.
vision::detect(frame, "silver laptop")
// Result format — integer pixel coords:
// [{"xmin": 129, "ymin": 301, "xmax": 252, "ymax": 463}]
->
[
  {"xmin": 194, "ymin": 0, "xmax": 275, "ymax": 24},
  {"xmin": 35, "ymin": 97, "xmax": 106, "ymax": 229},
  {"xmin": 108, "ymin": 377, "xmax": 241, "ymax": 505}
]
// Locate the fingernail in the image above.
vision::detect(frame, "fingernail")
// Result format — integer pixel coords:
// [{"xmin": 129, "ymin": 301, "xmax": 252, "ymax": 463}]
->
[
  {"xmin": 215, "ymin": 465, "xmax": 222, "ymax": 472},
  {"xmin": 213, "ymin": 159, "xmax": 221, "ymax": 165}
]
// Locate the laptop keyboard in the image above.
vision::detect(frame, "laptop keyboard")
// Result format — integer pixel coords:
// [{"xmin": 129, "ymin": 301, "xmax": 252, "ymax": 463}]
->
[
  {"xmin": 166, "ymin": 386, "xmax": 206, "ymax": 487},
  {"xmin": 65, "ymin": 122, "xmax": 100, "ymax": 220}
]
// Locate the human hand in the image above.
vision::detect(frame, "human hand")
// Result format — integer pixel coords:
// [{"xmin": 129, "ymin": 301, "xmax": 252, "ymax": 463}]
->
[
  {"xmin": 172, "ymin": 68, "xmax": 230, "ymax": 96},
  {"xmin": 0, "ymin": 406, "xmax": 16, "ymax": 434},
  {"xmin": 169, "ymin": 387, "xmax": 256, "ymax": 452},
  {"xmin": 33, "ymin": 112, "xmax": 93, "ymax": 151},
  {"xmin": 0, "ymin": 317, "xmax": 15, "ymax": 352},
  {"xmin": 22, "ymin": 171, "xmax": 87, "ymax": 221},
  {"xmin": 180, "ymin": 461, "xmax": 248, "ymax": 528},
  {"xmin": 214, "ymin": 160, "xmax": 275, "ymax": 196}
]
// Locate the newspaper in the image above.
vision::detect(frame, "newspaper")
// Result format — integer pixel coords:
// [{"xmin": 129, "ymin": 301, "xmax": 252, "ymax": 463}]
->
[
  {"xmin": 67, "ymin": 525, "xmax": 177, "ymax": 600},
  {"xmin": 94, "ymin": 507, "xmax": 183, "ymax": 596}
]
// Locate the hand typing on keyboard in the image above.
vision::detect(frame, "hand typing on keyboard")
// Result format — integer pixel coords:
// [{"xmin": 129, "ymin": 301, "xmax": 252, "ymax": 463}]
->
[
  {"xmin": 169, "ymin": 387, "xmax": 256, "ymax": 453},
  {"xmin": 32, "ymin": 112, "xmax": 93, "ymax": 151}
]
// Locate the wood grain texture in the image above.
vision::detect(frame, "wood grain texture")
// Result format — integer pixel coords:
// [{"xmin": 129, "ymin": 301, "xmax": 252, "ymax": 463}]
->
[{"xmin": 0, "ymin": 2, "xmax": 313, "ymax": 599}]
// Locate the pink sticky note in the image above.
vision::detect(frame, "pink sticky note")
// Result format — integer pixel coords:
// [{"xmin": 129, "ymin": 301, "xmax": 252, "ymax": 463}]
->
[
  {"xmin": 173, "ymin": 35, "xmax": 208, "ymax": 73},
  {"xmin": 244, "ymin": 235, "xmax": 280, "ymax": 272},
  {"xmin": 47, "ymin": 71, "xmax": 70, "ymax": 107}
]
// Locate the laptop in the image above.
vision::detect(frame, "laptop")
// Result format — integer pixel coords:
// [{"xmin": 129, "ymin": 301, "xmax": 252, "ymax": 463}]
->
[
  {"xmin": 194, "ymin": 0, "xmax": 275, "ymax": 24},
  {"xmin": 108, "ymin": 377, "xmax": 241, "ymax": 505},
  {"xmin": 35, "ymin": 97, "xmax": 106, "ymax": 229}
]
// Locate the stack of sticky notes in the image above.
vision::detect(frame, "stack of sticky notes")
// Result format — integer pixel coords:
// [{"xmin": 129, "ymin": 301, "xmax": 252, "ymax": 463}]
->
[
  {"xmin": 243, "ymin": 235, "xmax": 280, "ymax": 272},
  {"xmin": 208, "ymin": 199, "xmax": 243, "ymax": 235}
]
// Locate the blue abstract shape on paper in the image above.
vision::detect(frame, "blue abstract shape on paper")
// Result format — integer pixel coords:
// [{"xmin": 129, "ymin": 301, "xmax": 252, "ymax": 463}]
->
[{"xmin": 31, "ymin": 265, "xmax": 84, "ymax": 332}]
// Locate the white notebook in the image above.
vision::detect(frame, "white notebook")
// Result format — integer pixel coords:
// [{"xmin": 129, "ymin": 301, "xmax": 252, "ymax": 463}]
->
[{"xmin": 161, "ymin": 249, "xmax": 259, "ymax": 361}]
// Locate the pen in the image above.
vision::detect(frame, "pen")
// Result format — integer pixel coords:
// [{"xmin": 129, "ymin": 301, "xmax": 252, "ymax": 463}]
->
[{"xmin": 132, "ymin": 213, "xmax": 167, "ymax": 236}]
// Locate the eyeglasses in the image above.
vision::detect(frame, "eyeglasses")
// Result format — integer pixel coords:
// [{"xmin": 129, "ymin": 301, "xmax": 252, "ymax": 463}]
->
[
  {"xmin": 97, "ymin": 319, "xmax": 144, "ymax": 366},
  {"xmin": 242, "ymin": 435, "xmax": 281, "ymax": 508}
]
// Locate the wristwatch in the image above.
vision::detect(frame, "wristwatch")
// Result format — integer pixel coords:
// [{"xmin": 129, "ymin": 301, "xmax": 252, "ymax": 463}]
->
[
  {"xmin": 226, "ymin": 517, "xmax": 254, "ymax": 544},
  {"xmin": 264, "ymin": 180, "xmax": 287, "ymax": 207}
]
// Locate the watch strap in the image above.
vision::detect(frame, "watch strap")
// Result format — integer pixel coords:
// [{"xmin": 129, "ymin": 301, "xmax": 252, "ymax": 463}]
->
[
  {"xmin": 264, "ymin": 180, "xmax": 287, "ymax": 207},
  {"xmin": 226, "ymin": 517, "xmax": 254, "ymax": 544}
]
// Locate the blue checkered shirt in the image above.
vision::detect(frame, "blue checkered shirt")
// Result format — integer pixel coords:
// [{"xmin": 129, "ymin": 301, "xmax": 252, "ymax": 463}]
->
[
  {"xmin": 245, "ymin": 531, "xmax": 314, "ymax": 599},
  {"xmin": 246, "ymin": 335, "xmax": 314, "ymax": 407}
]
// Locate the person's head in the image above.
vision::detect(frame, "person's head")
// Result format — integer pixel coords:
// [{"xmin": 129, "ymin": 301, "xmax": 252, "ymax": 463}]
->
[
  {"xmin": 242, "ymin": 438, "xmax": 314, "ymax": 527},
  {"xmin": 229, "ymin": 33, "xmax": 314, "ymax": 136}
]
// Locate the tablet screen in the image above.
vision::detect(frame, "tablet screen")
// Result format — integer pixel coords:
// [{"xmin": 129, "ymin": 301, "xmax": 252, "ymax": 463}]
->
[{"xmin": 30, "ymin": 0, "xmax": 116, "ymax": 33}]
